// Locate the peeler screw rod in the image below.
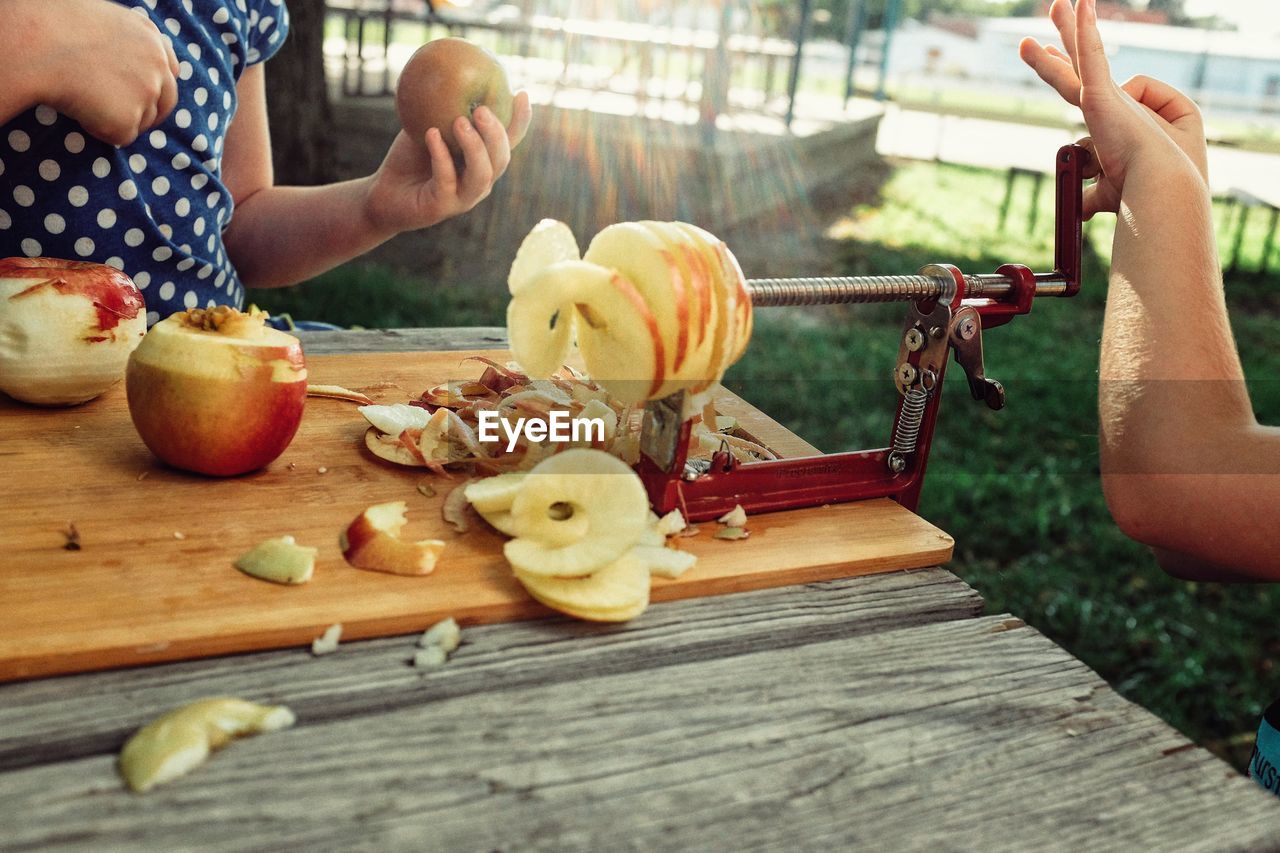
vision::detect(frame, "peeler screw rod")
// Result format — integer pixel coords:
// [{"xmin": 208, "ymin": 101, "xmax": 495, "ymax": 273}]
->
[{"xmin": 746, "ymin": 274, "xmax": 1016, "ymax": 306}]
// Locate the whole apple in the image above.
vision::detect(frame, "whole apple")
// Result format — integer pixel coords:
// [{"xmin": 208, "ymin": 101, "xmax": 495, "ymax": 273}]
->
[
  {"xmin": 395, "ymin": 37, "xmax": 514, "ymax": 159},
  {"xmin": 126, "ymin": 307, "xmax": 307, "ymax": 476},
  {"xmin": 0, "ymin": 258, "xmax": 146, "ymax": 406}
]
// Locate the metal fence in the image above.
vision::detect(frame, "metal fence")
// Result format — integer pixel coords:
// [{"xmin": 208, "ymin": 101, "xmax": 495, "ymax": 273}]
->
[{"xmin": 325, "ymin": 0, "xmax": 894, "ymax": 130}]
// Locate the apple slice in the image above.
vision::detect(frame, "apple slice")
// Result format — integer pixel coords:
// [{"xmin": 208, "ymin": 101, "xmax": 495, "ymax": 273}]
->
[
  {"xmin": 668, "ymin": 222, "xmax": 732, "ymax": 392},
  {"xmin": 234, "ymin": 535, "xmax": 318, "ymax": 585},
  {"xmin": 584, "ymin": 222, "xmax": 688, "ymax": 396},
  {"xmin": 680, "ymin": 222, "xmax": 752, "ymax": 381},
  {"xmin": 506, "ymin": 259, "xmax": 610, "ymax": 378},
  {"xmin": 340, "ymin": 501, "xmax": 446, "ymax": 576},
  {"xmin": 475, "ymin": 507, "xmax": 520, "ymax": 537},
  {"xmin": 509, "ymin": 219, "xmax": 581, "ymax": 295},
  {"xmin": 463, "ymin": 471, "xmax": 529, "ymax": 513},
  {"xmin": 504, "ymin": 449, "xmax": 648, "ymax": 577},
  {"xmin": 631, "ymin": 544, "xmax": 697, "ymax": 579},
  {"xmin": 574, "ymin": 270, "xmax": 667, "ymax": 404},
  {"xmin": 646, "ymin": 222, "xmax": 716, "ymax": 389},
  {"xmin": 359, "ymin": 403, "xmax": 431, "ymax": 435},
  {"xmin": 514, "ymin": 552, "xmax": 650, "ymax": 622}
]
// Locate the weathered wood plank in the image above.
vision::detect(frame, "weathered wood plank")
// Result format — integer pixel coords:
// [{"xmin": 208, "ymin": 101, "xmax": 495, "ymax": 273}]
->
[
  {"xmin": 0, "ymin": 569, "xmax": 980, "ymax": 771},
  {"xmin": 297, "ymin": 327, "xmax": 507, "ymax": 354},
  {"xmin": 1, "ymin": 615, "xmax": 1273, "ymax": 851}
]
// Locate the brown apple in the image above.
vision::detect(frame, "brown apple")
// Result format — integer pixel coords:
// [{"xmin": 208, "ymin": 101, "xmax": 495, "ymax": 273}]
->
[
  {"xmin": 395, "ymin": 37, "xmax": 514, "ymax": 159},
  {"xmin": 126, "ymin": 307, "xmax": 307, "ymax": 476},
  {"xmin": 0, "ymin": 258, "xmax": 146, "ymax": 405}
]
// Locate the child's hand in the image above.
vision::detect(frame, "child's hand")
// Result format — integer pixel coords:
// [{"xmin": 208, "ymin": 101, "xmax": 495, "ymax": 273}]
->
[
  {"xmin": 363, "ymin": 92, "xmax": 534, "ymax": 235},
  {"xmin": 12, "ymin": 0, "xmax": 180, "ymax": 145},
  {"xmin": 1019, "ymin": 0, "xmax": 1207, "ymax": 218}
]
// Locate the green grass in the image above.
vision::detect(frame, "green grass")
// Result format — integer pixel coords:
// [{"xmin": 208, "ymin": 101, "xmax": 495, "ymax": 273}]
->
[{"xmin": 254, "ymin": 159, "xmax": 1280, "ymax": 767}]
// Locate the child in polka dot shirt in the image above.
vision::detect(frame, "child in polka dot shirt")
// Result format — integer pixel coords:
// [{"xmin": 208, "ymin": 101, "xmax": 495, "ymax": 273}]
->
[{"xmin": 0, "ymin": 0, "xmax": 532, "ymax": 325}]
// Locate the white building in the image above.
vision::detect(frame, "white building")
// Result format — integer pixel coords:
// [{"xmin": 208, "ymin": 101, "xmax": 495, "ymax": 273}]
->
[{"xmin": 882, "ymin": 17, "xmax": 1280, "ymax": 114}]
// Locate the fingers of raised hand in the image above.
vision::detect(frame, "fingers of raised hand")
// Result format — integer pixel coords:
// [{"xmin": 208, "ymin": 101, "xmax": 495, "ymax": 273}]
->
[
  {"xmin": 1019, "ymin": 37, "xmax": 1081, "ymax": 106},
  {"xmin": 1119, "ymin": 75, "xmax": 1202, "ymax": 126},
  {"xmin": 1081, "ymin": 180, "xmax": 1120, "ymax": 220},
  {"xmin": 1072, "ymin": 0, "xmax": 1114, "ymax": 89},
  {"xmin": 1048, "ymin": 0, "xmax": 1080, "ymax": 72}
]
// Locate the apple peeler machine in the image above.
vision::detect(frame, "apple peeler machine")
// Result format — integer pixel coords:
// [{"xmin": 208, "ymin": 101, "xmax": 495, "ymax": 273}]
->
[{"xmin": 636, "ymin": 143, "xmax": 1090, "ymax": 522}]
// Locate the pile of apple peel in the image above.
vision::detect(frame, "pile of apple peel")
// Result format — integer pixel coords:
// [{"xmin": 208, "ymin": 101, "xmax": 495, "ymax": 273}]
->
[
  {"xmin": 463, "ymin": 448, "xmax": 696, "ymax": 622},
  {"xmin": 358, "ymin": 358, "xmax": 771, "ymax": 475},
  {"xmin": 358, "ymin": 360, "xmax": 637, "ymax": 473},
  {"xmin": 507, "ymin": 219, "xmax": 753, "ymax": 405}
]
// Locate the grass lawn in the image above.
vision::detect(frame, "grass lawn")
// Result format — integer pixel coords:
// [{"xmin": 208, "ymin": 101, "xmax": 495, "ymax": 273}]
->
[{"xmin": 254, "ymin": 159, "xmax": 1280, "ymax": 767}]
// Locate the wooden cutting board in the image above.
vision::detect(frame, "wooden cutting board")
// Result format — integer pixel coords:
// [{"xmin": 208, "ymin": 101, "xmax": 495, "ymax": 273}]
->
[{"xmin": 0, "ymin": 350, "xmax": 954, "ymax": 682}]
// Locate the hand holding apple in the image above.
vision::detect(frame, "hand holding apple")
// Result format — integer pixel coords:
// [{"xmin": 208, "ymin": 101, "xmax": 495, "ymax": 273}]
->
[
  {"xmin": 126, "ymin": 307, "xmax": 307, "ymax": 476},
  {"xmin": 361, "ymin": 40, "xmax": 532, "ymax": 236}
]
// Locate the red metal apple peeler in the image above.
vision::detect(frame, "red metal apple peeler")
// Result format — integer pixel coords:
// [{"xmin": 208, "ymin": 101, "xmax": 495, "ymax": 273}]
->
[{"xmin": 636, "ymin": 143, "xmax": 1090, "ymax": 522}]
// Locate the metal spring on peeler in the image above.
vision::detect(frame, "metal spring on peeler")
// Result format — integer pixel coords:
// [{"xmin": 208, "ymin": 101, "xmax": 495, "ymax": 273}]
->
[{"xmin": 891, "ymin": 387, "xmax": 930, "ymax": 457}]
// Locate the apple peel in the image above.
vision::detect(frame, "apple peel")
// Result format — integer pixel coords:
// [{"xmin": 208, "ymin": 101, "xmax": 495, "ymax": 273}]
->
[
  {"xmin": 340, "ymin": 501, "xmax": 446, "ymax": 576},
  {"xmin": 308, "ymin": 384, "xmax": 374, "ymax": 405}
]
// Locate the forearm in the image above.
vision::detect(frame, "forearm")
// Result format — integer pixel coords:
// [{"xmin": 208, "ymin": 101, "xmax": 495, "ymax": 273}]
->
[
  {"xmin": 221, "ymin": 178, "xmax": 393, "ymax": 289},
  {"xmin": 0, "ymin": 3, "xmax": 44, "ymax": 125},
  {"xmin": 1100, "ymin": 158, "xmax": 1280, "ymax": 577},
  {"xmin": 1099, "ymin": 157, "xmax": 1251, "ymax": 464}
]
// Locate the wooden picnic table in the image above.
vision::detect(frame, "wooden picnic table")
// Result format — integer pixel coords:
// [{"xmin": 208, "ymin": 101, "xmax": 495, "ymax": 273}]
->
[{"xmin": 2, "ymin": 328, "xmax": 1277, "ymax": 850}]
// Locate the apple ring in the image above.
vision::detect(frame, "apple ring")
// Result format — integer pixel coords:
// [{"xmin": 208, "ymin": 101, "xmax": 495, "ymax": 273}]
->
[
  {"xmin": 514, "ymin": 552, "xmax": 650, "ymax": 622},
  {"xmin": 504, "ymin": 449, "xmax": 648, "ymax": 577}
]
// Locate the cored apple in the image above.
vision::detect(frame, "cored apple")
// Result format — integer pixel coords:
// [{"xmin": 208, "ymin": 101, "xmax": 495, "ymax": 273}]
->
[
  {"xmin": 395, "ymin": 37, "xmax": 514, "ymax": 159},
  {"xmin": 0, "ymin": 258, "xmax": 146, "ymax": 405},
  {"xmin": 126, "ymin": 307, "xmax": 307, "ymax": 476}
]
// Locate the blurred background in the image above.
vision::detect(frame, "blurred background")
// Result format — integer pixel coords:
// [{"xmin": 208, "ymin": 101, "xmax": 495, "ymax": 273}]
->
[{"xmin": 258, "ymin": 0, "xmax": 1280, "ymax": 770}]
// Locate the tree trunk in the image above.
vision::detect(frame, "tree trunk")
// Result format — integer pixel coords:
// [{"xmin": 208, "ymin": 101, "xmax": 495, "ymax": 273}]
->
[{"xmin": 266, "ymin": 0, "xmax": 335, "ymax": 186}]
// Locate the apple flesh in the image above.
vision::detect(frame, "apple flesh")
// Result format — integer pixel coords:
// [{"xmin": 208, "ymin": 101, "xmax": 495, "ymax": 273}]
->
[
  {"xmin": 0, "ymin": 258, "xmax": 146, "ymax": 406},
  {"xmin": 126, "ymin": 307, "xmax": 307, "ymax": 476},
  {"xmin": 395, "ymin": 37, "xmax": 514, "ymax": 159}
]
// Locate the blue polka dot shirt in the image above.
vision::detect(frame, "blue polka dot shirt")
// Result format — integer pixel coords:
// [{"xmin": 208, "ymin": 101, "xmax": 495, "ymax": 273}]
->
[{"xmin": 0, "ymin": 0, "xmax": 289, "ymax": 326}]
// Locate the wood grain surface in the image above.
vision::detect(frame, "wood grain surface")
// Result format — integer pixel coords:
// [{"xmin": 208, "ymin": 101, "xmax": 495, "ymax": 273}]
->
[
  {"xmin": 0, "ymin": 348, "xmax": 953, "ymax": 682},
  {"xmin": 0, "ymin": 569, "xmax": 982, "ymax": 771},
  {"xmin": 2, "ymin": 614, "xmax": 1274, "ymax": 851}
]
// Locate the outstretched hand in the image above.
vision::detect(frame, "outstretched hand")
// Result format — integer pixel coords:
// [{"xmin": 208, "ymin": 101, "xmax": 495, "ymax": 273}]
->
[
  {"xmin": 363, "ymin": 91, "xmax": 533, "ymax": 234},
  {"xmin": 1019, "ymin": 0, "xmax": 1207, "ymax": 218}
]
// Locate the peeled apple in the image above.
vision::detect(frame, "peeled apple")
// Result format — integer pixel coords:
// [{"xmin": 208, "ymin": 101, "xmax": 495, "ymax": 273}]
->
[{"xmin": 0, "ymin": 258, "xmax": 146, "ymax": 406}]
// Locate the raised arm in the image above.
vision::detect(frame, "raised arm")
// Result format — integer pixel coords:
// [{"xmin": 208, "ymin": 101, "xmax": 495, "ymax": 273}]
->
[
  {"xmin": 1023, "ymin": 0, "xmax": 1280, "ymax": 579},
  {"xmin": 220, "ymin": 64, "xmax": 531, "ymax": 289}
]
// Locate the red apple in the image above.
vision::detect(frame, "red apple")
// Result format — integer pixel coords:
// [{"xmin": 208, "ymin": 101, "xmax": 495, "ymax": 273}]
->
[
  {"xmin": 0, "ymin": 258, "xmax": 146, "ymax": 405},
  {"xmin": 395, "ymin": 37, "xmax": 514, "ymax": 159},
  {"xmin": 126, "ymin": 307, "xmax": 307, "ymax": 476}
]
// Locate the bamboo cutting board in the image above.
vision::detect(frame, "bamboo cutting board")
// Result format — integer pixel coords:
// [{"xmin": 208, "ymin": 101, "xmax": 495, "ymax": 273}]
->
[{"xmin": 0, "ymin": 350, "xmax": 954, "ymax": 682}]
